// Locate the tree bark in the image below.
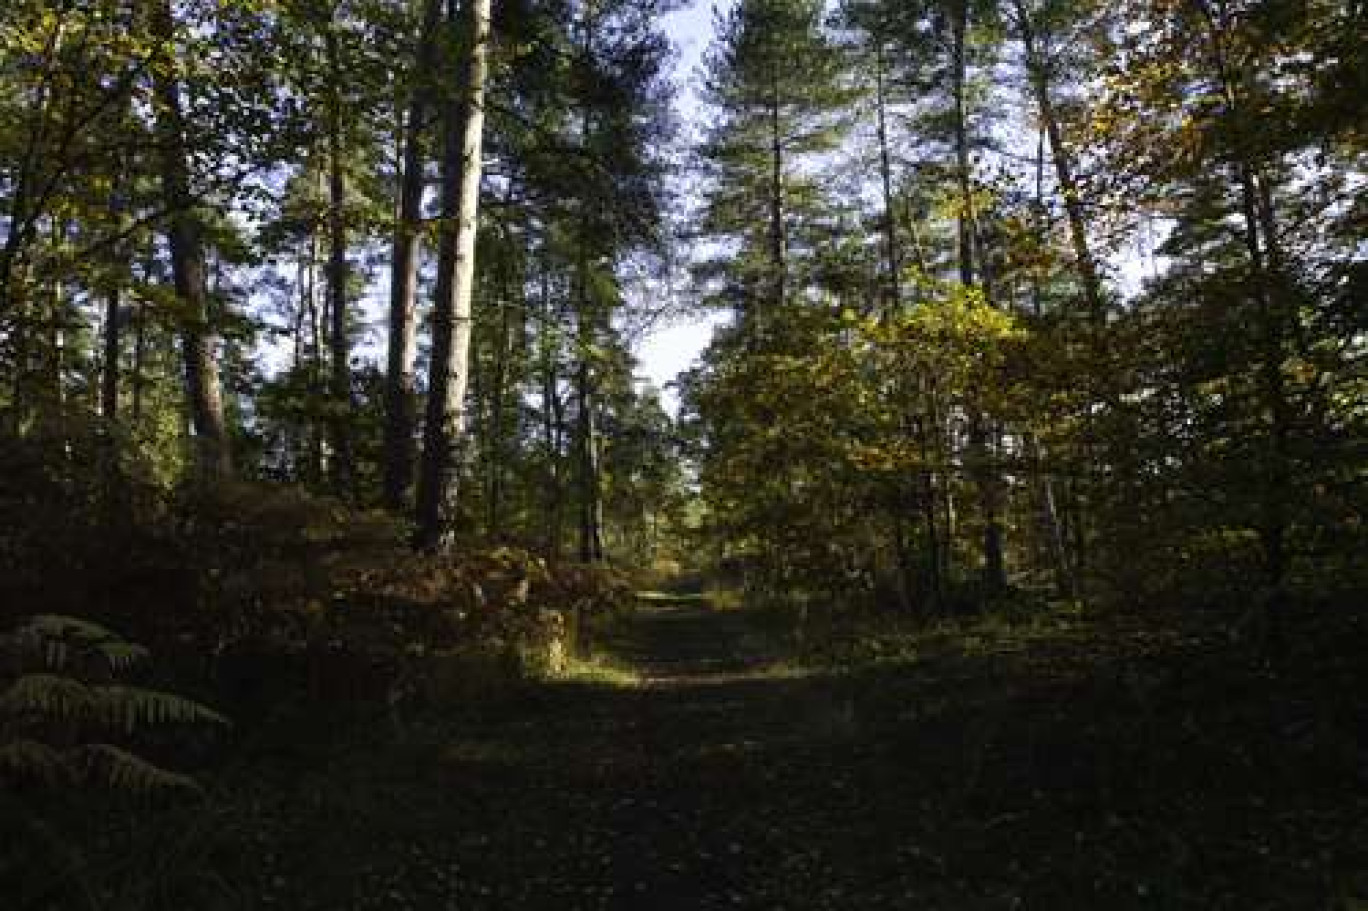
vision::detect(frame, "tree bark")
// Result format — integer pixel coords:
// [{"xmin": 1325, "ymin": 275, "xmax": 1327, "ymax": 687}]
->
[
  {"xmin": 413, "ymin": 0, "xmax": 492, "ymax": 551},
  {"xmin": 149, "ymin": 0, "xmax": 231, "ymax": 480},
  {"xmin": 767, "ymin": 75, "xmax": 787, "ymax": 325},
  {"xmin": 576, "ymin": 335, "xmax": 605, "ymax": 563},
  {"xmin": 1013, "ymin": 0, "xmax": 1105, "ymax": 327},
  {"xmin": 324, "ymin": 21, "xmax": 355, "ymax": 497},
  {"xmin": 1193, "ymin": 0, "xmax": 1293, "ymax": 649},
  {"xmin": 383, "ymin": 0, "xmax": 444, "ymax": 510},
  {"xmin": 949, "ymin": 0, "xmax": 1007, "ymax": 590},
  {"xmin": 873, "ymin": 39, "xmax": 903, "ymax": 315}
]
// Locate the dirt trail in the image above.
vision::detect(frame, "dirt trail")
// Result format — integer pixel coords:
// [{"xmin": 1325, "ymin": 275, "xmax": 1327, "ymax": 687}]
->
[{"xmin": 192, "ymin": 601, "xmax": 1365, "ymax": 911}]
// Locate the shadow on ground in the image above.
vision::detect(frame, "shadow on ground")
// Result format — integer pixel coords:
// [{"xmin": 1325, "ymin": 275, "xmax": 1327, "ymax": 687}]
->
[{"xmin": 19, "ymin": 601, "xmax": 1368, "ymax": 910}]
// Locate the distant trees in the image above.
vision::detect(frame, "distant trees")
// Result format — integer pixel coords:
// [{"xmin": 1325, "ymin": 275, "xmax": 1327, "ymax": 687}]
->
[
  {"xmin": 685, "ymin": 0, "xmax": 1367, "ymax": 619},
  {"xmin": 0, "ymin": 0, "xmax": 1360, "ymax": 609},
  {"xmin": 0, "ymin": 0, "xmax": 685, "ymax": 559}
]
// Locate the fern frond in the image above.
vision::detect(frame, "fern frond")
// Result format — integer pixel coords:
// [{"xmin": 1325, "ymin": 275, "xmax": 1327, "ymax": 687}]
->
[
  {"xmin": 93, "ymin": 686, "xmax": 230, "ymax": 733},
  {"xmin": 0, "ymin": 673, "xmax": 94, "ymax": 722},
  {"xmin": 77, "ymin": 744, "xmax": 203, "ymax": 794},
  {"xmin": 17, "ymin": 615, "xmax": 148, "ymax": 672},
  {"xmin": 0, "ymin": 738, "xmax": 74, "ymax": 786},
  {"xmin": 43, "ymin": 639, "xmax": 70, "ymax": 671},
  {"xmin": 1, "ymin": 677, "xmax": 229, "ymax": 732},
  {"xmin": 26, "ymin": 615, "xmax": 120, "ymax": 643},
  {"xmin": 95, "ymin": 641, "xmax": 149, "ymax": 672}
]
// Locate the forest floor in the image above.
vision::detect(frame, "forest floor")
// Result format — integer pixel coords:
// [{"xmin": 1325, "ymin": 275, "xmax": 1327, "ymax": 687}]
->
[{"xmin": 22, "ymin": 597, "xmax": 1368, "ymax": 910}]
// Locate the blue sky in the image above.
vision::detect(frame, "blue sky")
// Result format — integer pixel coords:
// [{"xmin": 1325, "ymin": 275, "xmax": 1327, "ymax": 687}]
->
[{"xmin": 633, "ymin": 2, "xmax": 731, "ymax": 411}]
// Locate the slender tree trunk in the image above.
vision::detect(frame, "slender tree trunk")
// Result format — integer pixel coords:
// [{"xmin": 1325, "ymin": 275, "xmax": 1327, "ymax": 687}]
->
[
  {"xmin": 414, "ymin": 0, "xmax": 492, "ymax": 551},
  {"xmin": 131, "ymin": 252, "xmax": 153, "ymax": 424},
  {"xmin": 573, "ymin": 240, "xmax": 605, "ymax": 563},
  {"xmin": 45, "ymin": 221, "xmax": 65, "ymax": 410},
  {"xmin": 537, "ymin": 261, "xmax": 565, "ymax": 557},
  {"xmin": 383, "ymin": 0, "xmax": 444, "ymax": 510},
  {"xmin": 149, "ymin": 0, "xmax": 230, "ymax": 479},
  {"xmin": 1014, "ymin": 0, "xmax": 1105, "ymax": 327},
  {"xmin": 873, "ymin": 39, "xmax": 903, "ymax": 315},
  {"xmin": 1194, "ymin": 0, "xmax": 1293, "ymax": 648},
  {"xmin": 486, "ymin": 269, "xmax": 515, "ymax": 538},
  {"xmin": 100, "ymin": 170, "xmax": 127, "ymax": 422},
  {"xmin": 545, "ymin": 351, "xmax": 565, "ymax": 558},
  {"xmin": 949, "ymin": 0, "xmax": 1007, "ymax": 590},
  {"xmin": 324, "ymin": 22, "xmax": 354, "ymax": 496},
  {"xmin": 305, "ymin": 227, "xmax": 325, "ymax": 485},
  {"xmin": 767, "ymin": 76, "xmax": 787, "ymax": 324},
  {"xmin": 101, "ymin": 289, "xmax": 121, "ymax": 422},
  {"xmin": 576, "ymin": 341, "xmax": 605, "ymax": 563}
]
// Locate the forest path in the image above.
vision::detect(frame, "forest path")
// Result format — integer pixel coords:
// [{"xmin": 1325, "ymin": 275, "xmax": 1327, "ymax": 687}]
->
[
  {"xmin": 209, "ymin": 602, "xmax": 1367, "ymax": 911},
  {"xmin": 237, "ymin": 600, "xmax": 970, "ymax": 910},
  {"xmin": 597, "ymin": 596, "xmax": 788, "ymax": 683}
]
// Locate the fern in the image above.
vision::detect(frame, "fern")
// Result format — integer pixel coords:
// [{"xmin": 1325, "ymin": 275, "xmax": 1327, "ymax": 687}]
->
[
  {"xmin": 78, "ymin": 744, "xmax": 203, "ymax": 794},
  {"xmin": 0, "ymin": 615, "xmax": 228, "ymax": 795},
  {"xmin": 1, "ymin": 676, "xmax": 228, "ymax": 732},
  {"xmin": 0, "ymin": 738, "xmax": 72, "ymax": 785}
]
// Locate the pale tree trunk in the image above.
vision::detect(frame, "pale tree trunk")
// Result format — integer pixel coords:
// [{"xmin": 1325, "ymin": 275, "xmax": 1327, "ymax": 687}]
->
[
  {"xmin": 324, "ymin": 21, "xmax": 354, "ymax": 497},
  {"xmin": 149, "ymin": 0, "xmax": 231, "ymax": 480},
  {"xmin": 383, "ymin": 0, "xmax": 444, "ymax": 510},
  {"xmin": 414, "ymin": 0, "xmax": 492, "ymax": 551}
]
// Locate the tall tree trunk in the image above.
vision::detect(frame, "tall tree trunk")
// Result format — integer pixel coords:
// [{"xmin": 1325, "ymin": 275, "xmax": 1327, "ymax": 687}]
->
[
  {"xmin": 1013, "ymin": 0, "xmax": 1105, "ymax": 327},
  {"xmin": 131, "ymin": 251, "xmax": 154, "ymax": 424},
  {"xmin": 1194, "ymin": 0, "xmax": 1293, "ymax": 649},
  {"xmin": 949, "ymin": 0, "xmax": 1007, "ymax": 590},
  {"xmin": 538, "ymin": 262, "xmax": 565, "ymax": 557},
  {"xmin": 100, "ymin": 165, "xmax": 128, "ymax": 422},
  {"xmin": 383, "ymin": 0, "xmax": 444, "ymax": 510},
  {"xmin": 873, "ymin": 39, "xmax": 903, "ymax": 314},
  {"xmin": 324, "ymin": 21, "xmax": 354, "ymax": 497},
  {"xmin": 767, "ymin": 76, "xmax": 787, "ymax": 325},
  {"xmin": 544, "ymin": 350, "xmax": 565, "ymax": 557},
  {"xmin": 576, "ymin": 334, "xmax": 605, "ymax": 564},
  {"xmin": 101, "ymin": 284, "xmax": 121, "ymax": 422},
  {"xmin": 413, "ymin": 0, "xmax": 492, "ymax": 551},
  {"xmin": 485, "ymin": 267, "xmax": 515, "ymax": 539},
  {"xmin": 305, "ymin": 226, "xmax": 325, "ymax": 486},
  {"xmin": 149, "ymin": 0, "xmax": 230, "ymax": 479}
]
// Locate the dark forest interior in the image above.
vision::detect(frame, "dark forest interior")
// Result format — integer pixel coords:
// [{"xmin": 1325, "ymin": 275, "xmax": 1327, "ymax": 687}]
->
[{"xmin": 1, "ymin": 0, "xmax": 1365, "ymax": 907}]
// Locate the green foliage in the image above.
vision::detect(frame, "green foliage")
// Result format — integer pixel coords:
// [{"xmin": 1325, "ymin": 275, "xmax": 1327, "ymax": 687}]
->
[{"xmin": 0, "ymin": 615, "xmax": 227, "ymax": 795}]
